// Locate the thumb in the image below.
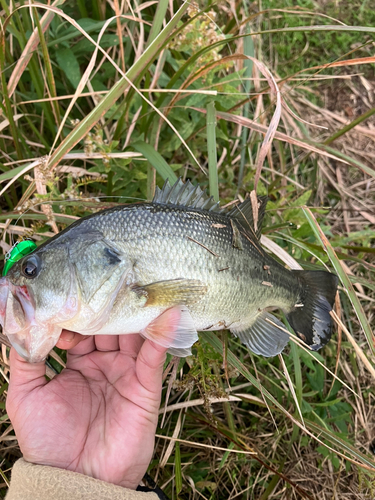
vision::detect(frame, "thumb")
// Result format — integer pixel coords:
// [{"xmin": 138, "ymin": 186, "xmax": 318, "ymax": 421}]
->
[
  {"xmin": 135, "ymin": 307, "xmax": 182, "ymax": 394},
  {"xmin": 7, "ymin": 348, "xmax": 47, "ymax": 423},
  {"xmin": 8, "ymin": 347, "xmax": 47, "ymax": 393}
]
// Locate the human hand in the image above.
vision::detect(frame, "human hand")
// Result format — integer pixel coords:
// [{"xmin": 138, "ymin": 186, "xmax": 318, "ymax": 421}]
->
[{"xmin": 6, "ymin": 308, "xmax": 180, "ymax": 490}]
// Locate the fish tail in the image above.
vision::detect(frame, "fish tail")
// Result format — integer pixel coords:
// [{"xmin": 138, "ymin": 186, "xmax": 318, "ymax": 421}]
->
[{"xmin": 287, "ymin": 270, "xmax": 338, "ymax": 350}]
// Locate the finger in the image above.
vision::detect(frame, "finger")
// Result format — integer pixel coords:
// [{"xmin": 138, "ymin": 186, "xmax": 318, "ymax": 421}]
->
[
  {"xmin": 95, "ymin": 335, "xmax": 119, "ymax": 352},
  {"xmin": 119, "ymin": 333, "xmax": 144, "ymax": 357},
  {"xmin": 136, "ymin": 308, "xmax": 181, "ymax": 394},
  {"xmin": 8, "ymin": 347, "xmax": 47, "ymax": 392},
  {"xmin": 55, "ymin": 330, "xmax": 85, "ymax": 351},
  {"xmin": 136, "ymin": 340, "xmax": 168, "ymax": 394},
  {"xmin": 67, "ymin": 335, "xmax": 95, "ymax": 360}
]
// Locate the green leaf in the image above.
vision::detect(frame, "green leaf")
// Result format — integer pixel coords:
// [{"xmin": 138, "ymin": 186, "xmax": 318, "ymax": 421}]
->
[
  {"xmin": 132, "ymin": 141, "xmax": 177, "ymax": 186},
  {"xmin": 147, "ymin": 0, "xmax": 169, "ymax": 46},
  {"xmin": 306, "ymin": 362, "xmax": 325, "ymax": 393},
  {"xmin": 55, "ymin": 48, "xmax": 81, "ymax": 88},
  {"xmin": 72, "ymin": 34, "xmax": 120, "ymax": 54},
  {"xmin": 283, "ymin": 190, "xmax": 312, "ymax": 220},
  {"xmin": 0, "ymin": 165, "xmax": 26, "ymax": 182}
]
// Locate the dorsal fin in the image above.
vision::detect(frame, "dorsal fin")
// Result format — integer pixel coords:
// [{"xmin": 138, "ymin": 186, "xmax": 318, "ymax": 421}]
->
[
  {"xmin": 227, "ymin": 196, "xmax": 268, "ymax": 239},
  {"xmin": 152, "ymin": 178, "xmax": 221, "ymax": 212}
]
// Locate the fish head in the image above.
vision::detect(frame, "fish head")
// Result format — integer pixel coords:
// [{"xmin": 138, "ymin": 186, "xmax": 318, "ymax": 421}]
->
[{"xmin": 0, "ymin": 244, "xmax": 78, "ymax": 362}]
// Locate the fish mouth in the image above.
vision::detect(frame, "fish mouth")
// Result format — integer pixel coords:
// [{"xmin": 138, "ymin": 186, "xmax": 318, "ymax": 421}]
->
[{"xmin": 0, "ymin": 277, "xmax": 62, "ymax": 363}]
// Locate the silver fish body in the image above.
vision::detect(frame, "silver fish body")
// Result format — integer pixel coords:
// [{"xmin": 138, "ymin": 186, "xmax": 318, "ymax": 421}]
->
[{"xmin": 0, "ymin": 179, "xmax": 338, "ymax": 362}]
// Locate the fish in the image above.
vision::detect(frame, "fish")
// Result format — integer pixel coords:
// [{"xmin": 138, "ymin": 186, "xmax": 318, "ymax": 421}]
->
[{"xmin": 0, "ymin": 178, "xmax": 338, "ymax": 363}]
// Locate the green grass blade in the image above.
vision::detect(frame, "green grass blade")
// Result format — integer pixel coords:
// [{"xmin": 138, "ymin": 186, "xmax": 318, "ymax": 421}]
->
[
  {"xmin": 132, "ymin": 141, "xmax": 177, "ymax": 187},
  {"xmin": 257, "ymin": 24, "xmax": 375, "ymax": 35},
  {"xmin": 314, "ymin": 143, "xmax": 375, "ymax": 178},
  {"xmin": 76, "ymin": 0, "xmax": 88, "ymax": 18},
  {"xmin": 0, "ymin": 212, "xmax": 77, "ymax": 224},
  {"xmin": 0, "ymin": 57, "xmax": 23, "ymax": 160},
  {"xmin": 206, "ymin": 101, "xmax": 219, "ymax": 202},
  {"xmin": 147, "ymin": 0, "xmax": 169, "ymax": 46},
  {"xmin": 175, "ymin": 441, "xmax": 182, "ymax": 496},
  {"xmin": 33, "ymin": 7, "xmax": 61, "ymax": 128},
  {"xmin": 290, "ymin": 341, "xmax": 303, "ymax": 406},
  {"xmin": 218, "ymin": 442, "xmax": 235, "ymax": 470},
  {"xmin": 0, "ymin": 165, "xmax": 26, "ymax": 183},
  {"xmin": 306, "ymin": 418, "xmax": 375, "ymax": 470},
  {"xmin": 324, "ymin": 107, "xmax": 375, "ymax": 145}
]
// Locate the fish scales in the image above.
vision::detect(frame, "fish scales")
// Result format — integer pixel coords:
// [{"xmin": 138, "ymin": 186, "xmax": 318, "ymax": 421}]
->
[
  {"xmin": 0, "ymin": 179, "xmax": 338, "ymax": 362},
  {"xmin": 75, "ymin": 203, "xmax": 298, "ymax": 330}
]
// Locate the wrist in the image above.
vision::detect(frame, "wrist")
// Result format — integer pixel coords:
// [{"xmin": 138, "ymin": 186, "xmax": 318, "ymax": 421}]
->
[{"xmin": 7, "ymin": 459, "xmax": 160, "ymax": 499}]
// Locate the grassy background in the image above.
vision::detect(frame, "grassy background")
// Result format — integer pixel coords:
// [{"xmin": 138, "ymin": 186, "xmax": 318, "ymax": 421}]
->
[{"xmin": 0, "ymin": 0, "xmax": 375, "ymax": 498}]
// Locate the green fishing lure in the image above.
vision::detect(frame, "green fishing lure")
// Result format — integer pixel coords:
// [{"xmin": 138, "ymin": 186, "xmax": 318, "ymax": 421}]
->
[{"xmin": 3, "ymin": 240, "xmax": 37, "ymax": 277}]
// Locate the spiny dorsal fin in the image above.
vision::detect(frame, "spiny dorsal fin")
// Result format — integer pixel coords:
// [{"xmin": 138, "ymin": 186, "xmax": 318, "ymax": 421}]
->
[
  {"xmin": 152, "ymin": 178, "xmax": 221, "ymax": 212},
  {"xmin": 227, "ymin": 196, "xmax": 268, "ymax": 239}
]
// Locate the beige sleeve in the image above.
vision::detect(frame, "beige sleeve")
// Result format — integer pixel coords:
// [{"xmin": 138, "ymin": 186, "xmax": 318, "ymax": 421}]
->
[{"xmin": 5, "ymin": 458, "xmax": 160, "ymax": 500}]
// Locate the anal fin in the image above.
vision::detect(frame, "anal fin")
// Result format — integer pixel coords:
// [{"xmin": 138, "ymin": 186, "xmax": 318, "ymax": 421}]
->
[{"xmin": 231, "ymin": 311, "xmax": 290, "ymax": 357}]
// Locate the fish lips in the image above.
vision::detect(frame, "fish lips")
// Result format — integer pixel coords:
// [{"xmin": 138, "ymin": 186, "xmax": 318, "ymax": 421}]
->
[{"xmin": 0, "ymin": 277, "xmax": 62, "ymax": 363}]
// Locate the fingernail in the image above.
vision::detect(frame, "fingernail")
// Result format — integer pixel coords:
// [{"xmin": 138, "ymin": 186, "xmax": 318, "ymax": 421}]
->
[{"xmin": 61, "ymin": 330, "xmax": 76, "ymax": 342}]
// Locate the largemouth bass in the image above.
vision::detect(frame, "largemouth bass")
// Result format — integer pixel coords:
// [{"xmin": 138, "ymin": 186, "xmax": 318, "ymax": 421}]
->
[{"xmin": 0, "ymin": 179, "xmax": 338, "ymax": 362}]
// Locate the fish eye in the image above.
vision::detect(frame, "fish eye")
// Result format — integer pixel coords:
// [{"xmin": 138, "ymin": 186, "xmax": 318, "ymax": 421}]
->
[{"xmin": 21, "ymin": 255, "xmax": 41, "ymax": 279}]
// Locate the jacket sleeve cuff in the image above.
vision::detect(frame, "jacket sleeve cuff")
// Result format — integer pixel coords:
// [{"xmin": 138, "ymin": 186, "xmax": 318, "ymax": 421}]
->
[{"xmin": 6, "ymin": 458, "xmax": 160, "ymax": 500}]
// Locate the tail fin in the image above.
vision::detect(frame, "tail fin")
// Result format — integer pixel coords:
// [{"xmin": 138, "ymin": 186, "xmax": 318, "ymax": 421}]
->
[{"xmin": 287, "ymin": 270, "xmax": 338, "ymax": 350}]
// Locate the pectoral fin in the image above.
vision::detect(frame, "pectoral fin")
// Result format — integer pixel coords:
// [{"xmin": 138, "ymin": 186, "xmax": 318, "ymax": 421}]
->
[
  {"xmin": 141, "ymin": 306, "xmax": 198, "ymax": 352},
  {"xmin": 167, "ymin": 346, "xmax": 193, "ymax": 357},
  {"xmin": 133, "ymin": 278, "xmax": 207, "ymax": 307},
  {"xmin": 231, "ymin": 311, "xmax": 290, "ymax": 357}
]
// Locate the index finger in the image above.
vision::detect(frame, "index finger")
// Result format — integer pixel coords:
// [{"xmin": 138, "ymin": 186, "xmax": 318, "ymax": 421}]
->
[
  {"xmin": 55, "ymin": 329, "xmax": 85, "ymax": 351},
  {"xmin": 66, "ymin": 335, "xmax": 95, "ymax": 359}
]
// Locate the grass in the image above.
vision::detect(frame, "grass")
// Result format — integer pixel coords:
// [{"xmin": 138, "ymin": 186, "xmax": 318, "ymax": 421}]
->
[{"xmin": 0, "ymin": 0, "xmax": 375, "ymax": 498}]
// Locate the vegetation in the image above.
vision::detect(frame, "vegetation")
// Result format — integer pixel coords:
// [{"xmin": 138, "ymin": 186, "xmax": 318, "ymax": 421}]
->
[{"xmin": 0, "ymin": 0, "xmax": 374, "ymax": 498}]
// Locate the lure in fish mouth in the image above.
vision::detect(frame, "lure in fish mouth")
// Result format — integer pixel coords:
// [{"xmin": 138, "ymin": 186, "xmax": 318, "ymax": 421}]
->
[{"xmin": 0, "ymin": 179, "xmax": 339, "ymax": 363}]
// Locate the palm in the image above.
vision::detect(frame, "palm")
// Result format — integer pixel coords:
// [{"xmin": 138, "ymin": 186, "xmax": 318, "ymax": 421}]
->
[{"xmin": 7, "ymin": 328, "xmax": 172, "ymax": 490}]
